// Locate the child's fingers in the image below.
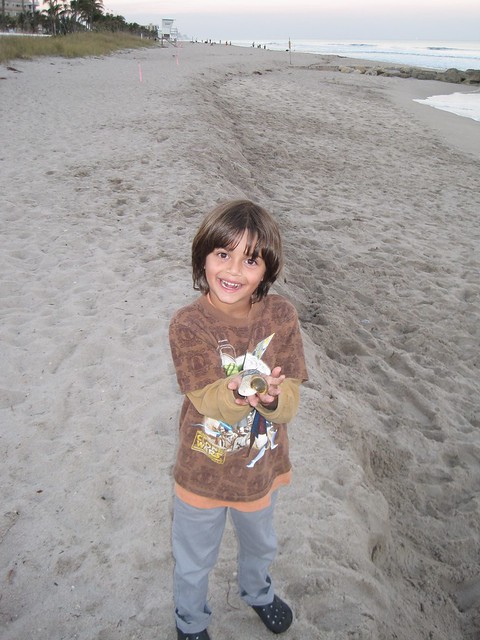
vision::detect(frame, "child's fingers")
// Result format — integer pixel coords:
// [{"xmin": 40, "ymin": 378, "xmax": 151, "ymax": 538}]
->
[
  {"xmin": 227, "ymin": 374, "xmax": 242, "ymax": 391},
  {"xmin": 227, "ymin": 376, "xmax": 252, "ymax": 405},
  {"xmin": 267, "ymin": 373, "xmax": 285, "ymax": 390}
]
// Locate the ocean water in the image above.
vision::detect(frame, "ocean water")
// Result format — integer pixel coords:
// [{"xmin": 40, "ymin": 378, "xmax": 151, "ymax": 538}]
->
[
  {"xmin": 413, "ymin": 92, "xmax": 480, "ymax": 122},
  {"xmin": 232, "ymin": 39, "xmax": 480, "ymax": 122},
  {"xmin": 233, "ymin": 39, "xmax": 480, "ymax": 71}
]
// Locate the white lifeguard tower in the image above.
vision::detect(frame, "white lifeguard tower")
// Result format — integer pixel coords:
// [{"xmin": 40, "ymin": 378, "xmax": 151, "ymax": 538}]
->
[{"xmin": 160, "ymin": 18, "xmax": 177, "ymax": 46}]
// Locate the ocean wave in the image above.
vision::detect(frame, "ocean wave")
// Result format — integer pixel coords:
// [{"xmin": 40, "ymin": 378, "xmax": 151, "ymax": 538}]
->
[{"xmin": 231, "ymin": 39, "xmax": 480, "ymax": 71}]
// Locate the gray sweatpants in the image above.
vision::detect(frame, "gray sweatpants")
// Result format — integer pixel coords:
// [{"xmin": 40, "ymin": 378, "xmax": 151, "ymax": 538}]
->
[{"xmin": 172, "ymin": 493, "xmax": 278, "ymax": 634}]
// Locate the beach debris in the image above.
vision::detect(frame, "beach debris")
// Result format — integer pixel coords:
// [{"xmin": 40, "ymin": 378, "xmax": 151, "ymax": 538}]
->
[
  {"xmin": 220, "ymin": 334, "xmax": 274, "ymax": 377},
  {"xmin": 219, "ymin": 334, "xmax": 273, "ymax": 397},
  {"xmin": 238, "ymin": 370, "xmax": 268, "ymax": 396}
]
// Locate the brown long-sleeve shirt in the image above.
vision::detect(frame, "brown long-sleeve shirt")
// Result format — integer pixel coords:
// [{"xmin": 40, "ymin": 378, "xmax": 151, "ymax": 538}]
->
[{"xmin": 169, "ymin": 294, "xmax": 308, "ymax": 504}]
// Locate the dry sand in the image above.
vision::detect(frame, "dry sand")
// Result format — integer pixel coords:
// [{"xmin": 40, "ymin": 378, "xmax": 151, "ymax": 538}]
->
[{"xmin": 1, "ymin": 42, "xmax": 479, "ymax": 640}]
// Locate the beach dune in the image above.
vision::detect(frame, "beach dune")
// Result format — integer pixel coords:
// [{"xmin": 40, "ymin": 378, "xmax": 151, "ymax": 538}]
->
[{"xmin": 1, "ymin": 42, "xmax": 479, "ymax": 639}]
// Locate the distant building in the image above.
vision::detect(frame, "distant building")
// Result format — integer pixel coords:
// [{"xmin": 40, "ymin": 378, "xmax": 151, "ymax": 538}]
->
[{"xmin": 2, "ymin": 1, "xmax": 40, "ymax": 17}]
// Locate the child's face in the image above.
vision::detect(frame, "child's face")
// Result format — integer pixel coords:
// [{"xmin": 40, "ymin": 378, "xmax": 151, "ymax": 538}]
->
[{"xmin": 204, "ymin": 230, "xmax": 267, "ymax": 318}]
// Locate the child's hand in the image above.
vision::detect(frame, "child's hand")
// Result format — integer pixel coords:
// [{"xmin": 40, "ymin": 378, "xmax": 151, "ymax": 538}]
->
[
  {"xmin": 255, "ymin": 366, "xmax": 285, "ymax": 409},
  {"xmin": 228, "ymin": 366, "xmax": 285, "ymax": 409}
]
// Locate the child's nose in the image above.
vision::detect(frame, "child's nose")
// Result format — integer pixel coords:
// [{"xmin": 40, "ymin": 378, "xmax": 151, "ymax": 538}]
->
[{"xmin": 227, "ymin": 258, "xmax": 243, "ymax": 275}]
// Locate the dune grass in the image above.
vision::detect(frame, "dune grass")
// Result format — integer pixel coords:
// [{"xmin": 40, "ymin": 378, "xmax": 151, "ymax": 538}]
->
[{"xmin": 0, "ymin": 32, "xmax": 156, "ymax": 65}]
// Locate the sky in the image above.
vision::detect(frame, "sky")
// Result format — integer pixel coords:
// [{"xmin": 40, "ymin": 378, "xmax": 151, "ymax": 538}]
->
[{"xmin": 100, "ymin": 1, "xmax": 479, "ymax": 41}]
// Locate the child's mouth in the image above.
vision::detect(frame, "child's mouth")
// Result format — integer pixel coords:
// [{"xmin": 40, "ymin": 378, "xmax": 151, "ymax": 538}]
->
[{"xmin": 220, "ymin": 279, "xmax": 241, "ymax": 291}]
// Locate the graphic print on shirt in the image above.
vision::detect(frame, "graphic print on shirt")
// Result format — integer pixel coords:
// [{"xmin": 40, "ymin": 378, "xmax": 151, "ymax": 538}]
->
[{"xmin": 191, "ymin": 334, "xmax": 277, "ymax": 467}]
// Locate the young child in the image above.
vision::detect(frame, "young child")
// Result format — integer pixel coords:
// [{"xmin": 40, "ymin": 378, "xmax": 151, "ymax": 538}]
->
[{"xmin": 169, "ymin": 200, "xmax": 308, "ymax": 640}]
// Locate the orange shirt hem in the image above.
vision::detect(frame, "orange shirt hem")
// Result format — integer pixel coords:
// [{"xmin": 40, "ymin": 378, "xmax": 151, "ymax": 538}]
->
[{"xmin": 175, "ymin": 470, "xmax": 292, "ymax": 512}]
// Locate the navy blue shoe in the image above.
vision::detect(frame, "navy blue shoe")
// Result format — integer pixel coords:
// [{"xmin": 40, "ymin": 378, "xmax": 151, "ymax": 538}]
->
[
  {"xmin": 252, "ymin": 594, "xmax": 293, "ymax": 634},
  {"xmin": 176, "ymin": 628, "xmax": 210, "ymax": 640}
]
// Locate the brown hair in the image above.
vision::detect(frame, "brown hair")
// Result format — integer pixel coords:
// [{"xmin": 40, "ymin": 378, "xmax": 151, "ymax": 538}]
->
[{"xmin": 192, "ymin": 200, "xmax": 283, "ymax": 302}]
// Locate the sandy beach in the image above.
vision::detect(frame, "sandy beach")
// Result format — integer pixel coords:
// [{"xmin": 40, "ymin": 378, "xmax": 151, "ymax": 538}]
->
[{"xmin": 1, "ymin": 41, "xmax": 479, "ymax": 639}]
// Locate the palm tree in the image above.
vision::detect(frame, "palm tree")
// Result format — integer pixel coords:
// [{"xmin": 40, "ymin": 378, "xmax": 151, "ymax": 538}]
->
[
  {"xmin": 69, "ymin": 0, "xmax": 81, "ymax": 31},
  {"xmin": 31, "ymin": 8, "xmax": 42, "ymax": 33},
  {"xmin": 18, "ymin": 9, "xmax": 27, "ymax": 31},
  {"xmin": 101, "ymin": 12, "xmax": 127, "ymax": 33},
  {"xmin": 78, "ymin": 0, "xmax": 104, "ymax": 30},
  {"xmin": 42, "ymin": 0, "xmax": 64, "ymax": 35}
]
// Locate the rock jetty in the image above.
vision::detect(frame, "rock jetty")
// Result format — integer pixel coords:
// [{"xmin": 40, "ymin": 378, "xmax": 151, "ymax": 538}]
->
[{"xmin": 311, "ymin": 62, "xmax": 480, "ymax": 85}]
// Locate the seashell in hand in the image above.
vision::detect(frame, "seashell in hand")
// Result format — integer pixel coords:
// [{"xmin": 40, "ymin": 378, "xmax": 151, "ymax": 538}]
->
[{"xmin": 238, "ymin": 369, "xmax": 268, "ymax": 396}]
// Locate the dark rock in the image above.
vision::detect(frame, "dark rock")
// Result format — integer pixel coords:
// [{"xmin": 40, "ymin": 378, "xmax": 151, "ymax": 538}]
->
[
  {"xmin": 310, "ymin": 61, "xmax": 480, "ymax": 85},
  {"xmin": 443, "ymin": 68, "xmax": 466, "ymax": 83},
  {"xmin": 410, "ymin": 68, "xmax": 438, "ymax": 81},
  {"xmin": 464, "ymin": 69, "xmax": 480, "ymax": 84}
]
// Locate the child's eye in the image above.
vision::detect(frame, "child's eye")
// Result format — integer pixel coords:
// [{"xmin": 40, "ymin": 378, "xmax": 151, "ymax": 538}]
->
[
  {"xmin": 246, "ymin": 257, "xmax": 258, "ymax": 266},
  {"xmin": 216, "ymin": 251, "xmax": 228, "ymax": 259}
]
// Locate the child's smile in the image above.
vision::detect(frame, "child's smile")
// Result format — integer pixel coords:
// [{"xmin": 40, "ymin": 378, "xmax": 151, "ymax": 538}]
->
[
  {"xmin": 205, "ymin": 230, "xmax": 266, "ymax": 317},
  {"xmin": 219, "ymin": 279, "xmax": 242, "ymax": 291}
]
